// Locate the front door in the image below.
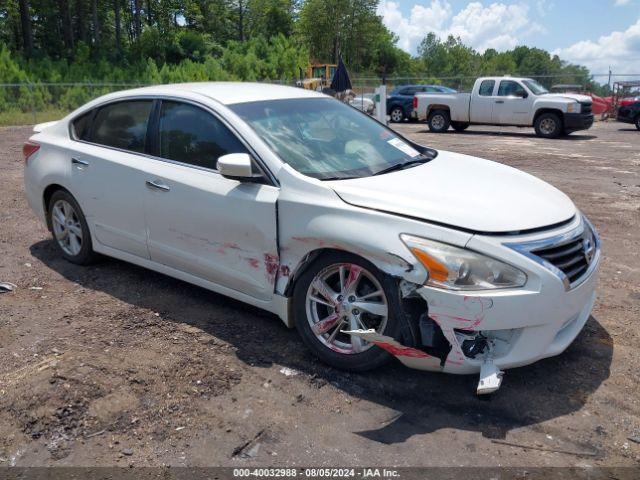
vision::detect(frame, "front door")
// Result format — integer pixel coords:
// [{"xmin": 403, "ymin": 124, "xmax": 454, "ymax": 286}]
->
[
  {"xmin": 143, "ymin": 100, "xmax": 279, "ymax": 301},
  {"xmin": 492, "ymin": 80, "xmax": 535, "ymax": 125}
]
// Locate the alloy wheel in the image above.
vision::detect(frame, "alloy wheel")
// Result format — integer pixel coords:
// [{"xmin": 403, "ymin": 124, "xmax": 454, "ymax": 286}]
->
[
  {"xmin": 305, "ymin": 263, "xmax": 388, "ymax": 354},
  {"xmin": 51, "ymin": 199, "xmax": 83, "ymax": 256},
  {"xmin": 431, "ymin": 114, "xmax": 445, "ymax": 130},
  {"xmin": 390, "ymin": 108, "xmax": 403, "ymax": 122},
  {"xmin": 539, "ymin": 117, "xmax": 557, "ymax": 135}
]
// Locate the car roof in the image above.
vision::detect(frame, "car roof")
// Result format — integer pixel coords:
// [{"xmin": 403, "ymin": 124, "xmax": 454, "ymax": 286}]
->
[
  {"xmin": 103, "ymin": 82, "xmax": 326, "ymax": 105},
  {"xmin": 394, "ymin": 84, "xmax": 448, "ymax": 90}
]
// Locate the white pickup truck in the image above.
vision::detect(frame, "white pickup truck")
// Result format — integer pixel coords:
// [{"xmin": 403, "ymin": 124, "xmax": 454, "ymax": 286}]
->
[{"xmin": 414, "ymin": 76, "xmax": 594, "ymax": 138}]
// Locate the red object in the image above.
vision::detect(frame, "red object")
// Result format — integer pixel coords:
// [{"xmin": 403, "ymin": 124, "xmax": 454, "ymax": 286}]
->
[
  {"xmin": 589, "ymin": 94, "xmax": 611, "ymax": 116},
  {"xmin": 23, "ymin": 141, "xmax": 40, "ymax": 163},
  {"xmin": 373, "ymin": 341, "xmax": 431, "ymax": 358},
  {"xmin": 620, "ymin": 97, "xmax": 638, "ymax": 107},
  {"xmin": 413, "ymin": 96, "xmax": 418, "ymax": 110}
]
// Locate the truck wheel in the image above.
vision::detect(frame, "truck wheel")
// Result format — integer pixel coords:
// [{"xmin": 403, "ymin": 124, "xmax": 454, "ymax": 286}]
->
[
  {"xmin": 428, "ymin": 110, "xmax": 450, "ymax": 133},
  {"xmin": 534, "ymin": 112, "xmax": 562, "ymax": 138},
  {"xmin": 389, "ymin": 107, "xmax": 404, "ymax": 123},
  {"xmin": 451, "ymin": 122, "xmax": 469, "ymax": 132},
  {"xmin": 293, "ymin": 252, "xmax": 402, "ymax": 372}
]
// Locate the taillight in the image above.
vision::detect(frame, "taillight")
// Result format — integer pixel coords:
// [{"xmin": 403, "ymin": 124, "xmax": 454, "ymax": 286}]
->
[
  {"xmin": 23, "ymin": 141, "xmax": 40, "ymax": 164},
  {"xmin": 413, "ymin": 96, "xmax": 418, "ymax": 109}
]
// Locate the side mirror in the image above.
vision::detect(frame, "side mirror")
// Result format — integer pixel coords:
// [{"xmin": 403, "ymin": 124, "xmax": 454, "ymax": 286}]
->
[
  {"xmin": 516, "ymin": 90, "xmax": 528, "ymax": 99},
  {"xmin": 218, "ymin": 153, "xmax": 255, "ymax": 180}
]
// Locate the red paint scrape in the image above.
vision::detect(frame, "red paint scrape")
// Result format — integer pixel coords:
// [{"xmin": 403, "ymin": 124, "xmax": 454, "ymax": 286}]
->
[
  {"xmin": 264, "ymin": 253, "xmax": 279, "ymax": 283},
  {"xmin": 373, "ymin": 342, "xmax": 431, "ymax": 358},
  {"xmin": 247, "ymin": 258, "xmax": 260, "ymax": 269},
  {"xmin": 279, "ymin": 265, "xmax": 291, "ymax": 277}
]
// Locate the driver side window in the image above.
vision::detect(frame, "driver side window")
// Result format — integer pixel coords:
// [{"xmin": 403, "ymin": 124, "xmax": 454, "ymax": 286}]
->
[{"xmin": 498, "ymin": 81, "xmax": 526, "ymax": 97}]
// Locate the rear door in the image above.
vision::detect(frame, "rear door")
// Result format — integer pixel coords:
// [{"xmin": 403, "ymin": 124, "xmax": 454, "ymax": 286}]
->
[
  {"xmin": 469, "ymin": 79, "xmax": 496, "ymax": 123},
  {"xmin": 492, "ymin": 80, "xmax": 535, "ymax": 125},
  {"xmin": 69, "ymin": 99, "xmax": 154, "ymax": 259},
  {"xmin": 142, "ymin": 99, "xmax": 279, "ymax": 300}
]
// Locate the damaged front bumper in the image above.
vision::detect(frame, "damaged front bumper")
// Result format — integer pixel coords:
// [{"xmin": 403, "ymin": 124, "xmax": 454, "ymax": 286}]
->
[{"xmin": 346, "ymin": 217, "xmax": 601, "ymax": 394}]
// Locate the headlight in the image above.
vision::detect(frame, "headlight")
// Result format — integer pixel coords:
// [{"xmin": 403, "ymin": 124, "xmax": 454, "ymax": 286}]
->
[
  {"xmin": 401, "ymin": 234, "xmax": 527, "ymax": 291},
  {"xmin": 567, "ymin": 102, "xmax": 581, "ymax": 113}
]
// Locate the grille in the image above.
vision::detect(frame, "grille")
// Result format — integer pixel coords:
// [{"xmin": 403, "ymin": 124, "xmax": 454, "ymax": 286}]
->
[
  {"xmin": 531, "ymin": 236, "xmax": 589, "ymax": 283},
  {"xmin": 580, "ymin": 102, "xmax": 592, "ymax": 115}
]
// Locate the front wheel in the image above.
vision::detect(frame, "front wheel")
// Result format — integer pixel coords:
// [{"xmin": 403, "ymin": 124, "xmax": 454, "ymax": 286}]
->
[
  {"xmin": 293, "ymin": 252, "xmax": 402, "ymax": 371},
  {"xmin": 534, "ymin": 112, "xmax": 562, "ymax": 138},
  {"xmin": 427, "ymin": 109, "xmax": 450, "ymax": 133},
  {"xmin": 389, "ymin": 106, "xmax": 404, "ymax": 123}
]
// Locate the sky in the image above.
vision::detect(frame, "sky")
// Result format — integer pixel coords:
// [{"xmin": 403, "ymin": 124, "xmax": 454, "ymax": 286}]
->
[{"xmin": 377, "ymin": 0, "xmax": 640, "ymax": 75}]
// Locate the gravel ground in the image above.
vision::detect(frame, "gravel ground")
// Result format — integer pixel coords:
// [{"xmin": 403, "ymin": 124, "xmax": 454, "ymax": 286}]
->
[{"xmin": 0, "ymin": 120, "xmax": 639, "ymax": 468}]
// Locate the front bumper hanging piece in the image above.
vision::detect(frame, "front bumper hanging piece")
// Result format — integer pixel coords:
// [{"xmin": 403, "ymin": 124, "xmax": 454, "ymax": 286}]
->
[{"xmin": 477, "ymin": 356, "xmax": 504, "ymax": 395}]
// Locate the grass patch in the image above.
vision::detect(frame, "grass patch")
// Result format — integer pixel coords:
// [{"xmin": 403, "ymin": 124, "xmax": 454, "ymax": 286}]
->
[{"xmin": 0, "ymin": 109, "xmax": 69, "ymax": 127}]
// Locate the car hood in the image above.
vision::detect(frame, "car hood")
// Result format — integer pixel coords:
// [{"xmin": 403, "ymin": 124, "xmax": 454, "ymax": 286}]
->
[
  {"xmin": 544, "ymin": 93, "xmax": 592, "ymax": 103},
  {"xmin": 328, "ymin": 150, "xmax": 576, "ymax": 233}
]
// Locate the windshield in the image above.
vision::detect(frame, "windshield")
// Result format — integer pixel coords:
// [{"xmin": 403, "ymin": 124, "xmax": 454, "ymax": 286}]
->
[
  {"xmin": 230, "ymin": 98, "xmax": 430, "ymax": 180},
  {"xmin": 522, "ymin": 79, "xmax": 549, "ymax": 95}
]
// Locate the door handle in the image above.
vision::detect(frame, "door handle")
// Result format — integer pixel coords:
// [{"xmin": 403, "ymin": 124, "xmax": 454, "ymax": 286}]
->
[
  {"xmin": 495, "ymin": 100, "xmax": 504, "ymax": 104},
  {"xmin": 71, "ymin": 157, "xmax": 89, "ymax": 166},
  {"xmin": 145, "ymin": 180, "xmax": 170, "ymax": 192}
]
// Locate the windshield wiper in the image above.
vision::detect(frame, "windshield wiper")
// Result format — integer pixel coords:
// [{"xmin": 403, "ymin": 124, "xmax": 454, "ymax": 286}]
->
[
  {"xmin": 372, "ymin": 157, "xmax": 429, "ymax": 176},
  {"xmin": 319, "ymin": 175, "xmax": 361, "ymax": 181}
]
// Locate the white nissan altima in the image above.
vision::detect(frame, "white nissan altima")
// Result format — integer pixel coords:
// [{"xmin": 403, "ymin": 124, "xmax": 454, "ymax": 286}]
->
[{"xmin": 23, "ymin": 82, "xmax": 600, "ymax": 393}]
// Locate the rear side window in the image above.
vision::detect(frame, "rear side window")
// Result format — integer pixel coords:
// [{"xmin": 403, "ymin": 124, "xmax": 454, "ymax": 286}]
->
[
  {"xmin": 72, "ymin": 111, "xmax": 94, "ymax": 140},
  {"xmin": 91, "ymin": 100, "xmax": 153, "ymax": 153},
  {"xmin": 158, "ymin": 101, "xmax": 247, "ymax": 169},
  {"xmin": 399, "ymin": 87, "xmax": 418, "ymax": 96},
  {"xmin": 478, "ymin": 80, "xmax": 495, "ymax": 96},
  {"xmin": 498, "ymin": 80, "xmax": 526, "ymax": 97}
]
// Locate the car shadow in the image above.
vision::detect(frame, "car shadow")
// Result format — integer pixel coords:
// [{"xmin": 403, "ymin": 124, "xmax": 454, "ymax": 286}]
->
[
  {"xmin": 30, "ymin": 240, "xmax": 613, "ymax": 445},
  {"xmin": 617, "ymin": 128, "xmax": 639, "ymax": 132},
  {"xmin": 416, "ymin": 128, "xmax": 598, "ymax": 141}
]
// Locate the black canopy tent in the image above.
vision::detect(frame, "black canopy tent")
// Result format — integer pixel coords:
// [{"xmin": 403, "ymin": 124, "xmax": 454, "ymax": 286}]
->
[{"xmin": 330, "ymin": 56, "xmax": 352, "ymax": 93}]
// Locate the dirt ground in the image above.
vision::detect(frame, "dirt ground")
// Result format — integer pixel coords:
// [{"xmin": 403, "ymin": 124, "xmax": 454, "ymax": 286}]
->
[{"xmin": 0, "ymin": 120, "xmax": 639, "ymax": 468}]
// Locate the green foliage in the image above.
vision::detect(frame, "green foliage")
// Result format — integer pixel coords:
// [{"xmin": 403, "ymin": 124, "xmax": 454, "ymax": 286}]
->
[
  {"xmin": 417, "ymin": 33, "xmax": 595, "ymax": 91},
  {"xmin": 296, "ymin": 0, "xmax": 400, "ymax": 73},
  {"xmin": 0, "ymin": 0, "xmax": 606, "ymax": 116}
]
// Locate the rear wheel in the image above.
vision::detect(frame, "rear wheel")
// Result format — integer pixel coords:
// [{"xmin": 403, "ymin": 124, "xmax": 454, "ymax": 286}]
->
[
  {"xmin": 293, "ymin": 252, "xmax": 402, "ymax": 371},
  {"xmin": 534, "ymin": 112, "xmax": 562, "ymax": 138},
  {"xmin": 451, "ymin": 122, "xmax": 469, "ymax": 132},
  {"xmin": 48, "ymin": 190, "xmax": 96, "ymax": 265},
  {"xmin": 427, "ymin": 109, "xmax": 450, "ymax": 133},
  {"xmin": 389, "ymin": 106, "xmax": 404, "ymax": 123},
  {"xmin": 635, "ymin": 115, "xmax": 640, "ymax": 130}
]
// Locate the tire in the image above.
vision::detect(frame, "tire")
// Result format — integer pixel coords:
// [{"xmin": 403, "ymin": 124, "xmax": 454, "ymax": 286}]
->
[
  {"xmin": 427, "ymin": 109, "xmax": 450, "ymax": 133},
  {"xmin": 389, "ymin": 106, "xmax": 404, "ymax": 123},
  {"xmin": 635, "ymin": 115, "xmax": 640, "ymax": 131},
  {"xmin": 451, "ymin": 122, "xmax": 469, "ymax": 132},
  {"xmin": 534, "ymin": 112, "xmax": 562, "ymax": 138},
  {"xmin": 293, "ymin": 252, "xmax": 402, "ymax": 372},
  {"xmin": 48, "ymin": 189, "xmax": 97, "ymax": 265}
]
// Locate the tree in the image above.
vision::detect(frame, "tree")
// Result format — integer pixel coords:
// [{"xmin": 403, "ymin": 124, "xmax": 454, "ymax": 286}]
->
[
  {"xmin": 18, "ymin": 0, "xmax": 33, "ymax": 56},
  {"xmin": 114, "ymin": 0, "xmax": 122, "ymax": 57},
  {"xmin": 297, "ymin": 0, "xmax": 395, "ymax": 72},
  {"xmin": 91, "ymin": 0, "xmax": 100, "ymax": 49}
]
